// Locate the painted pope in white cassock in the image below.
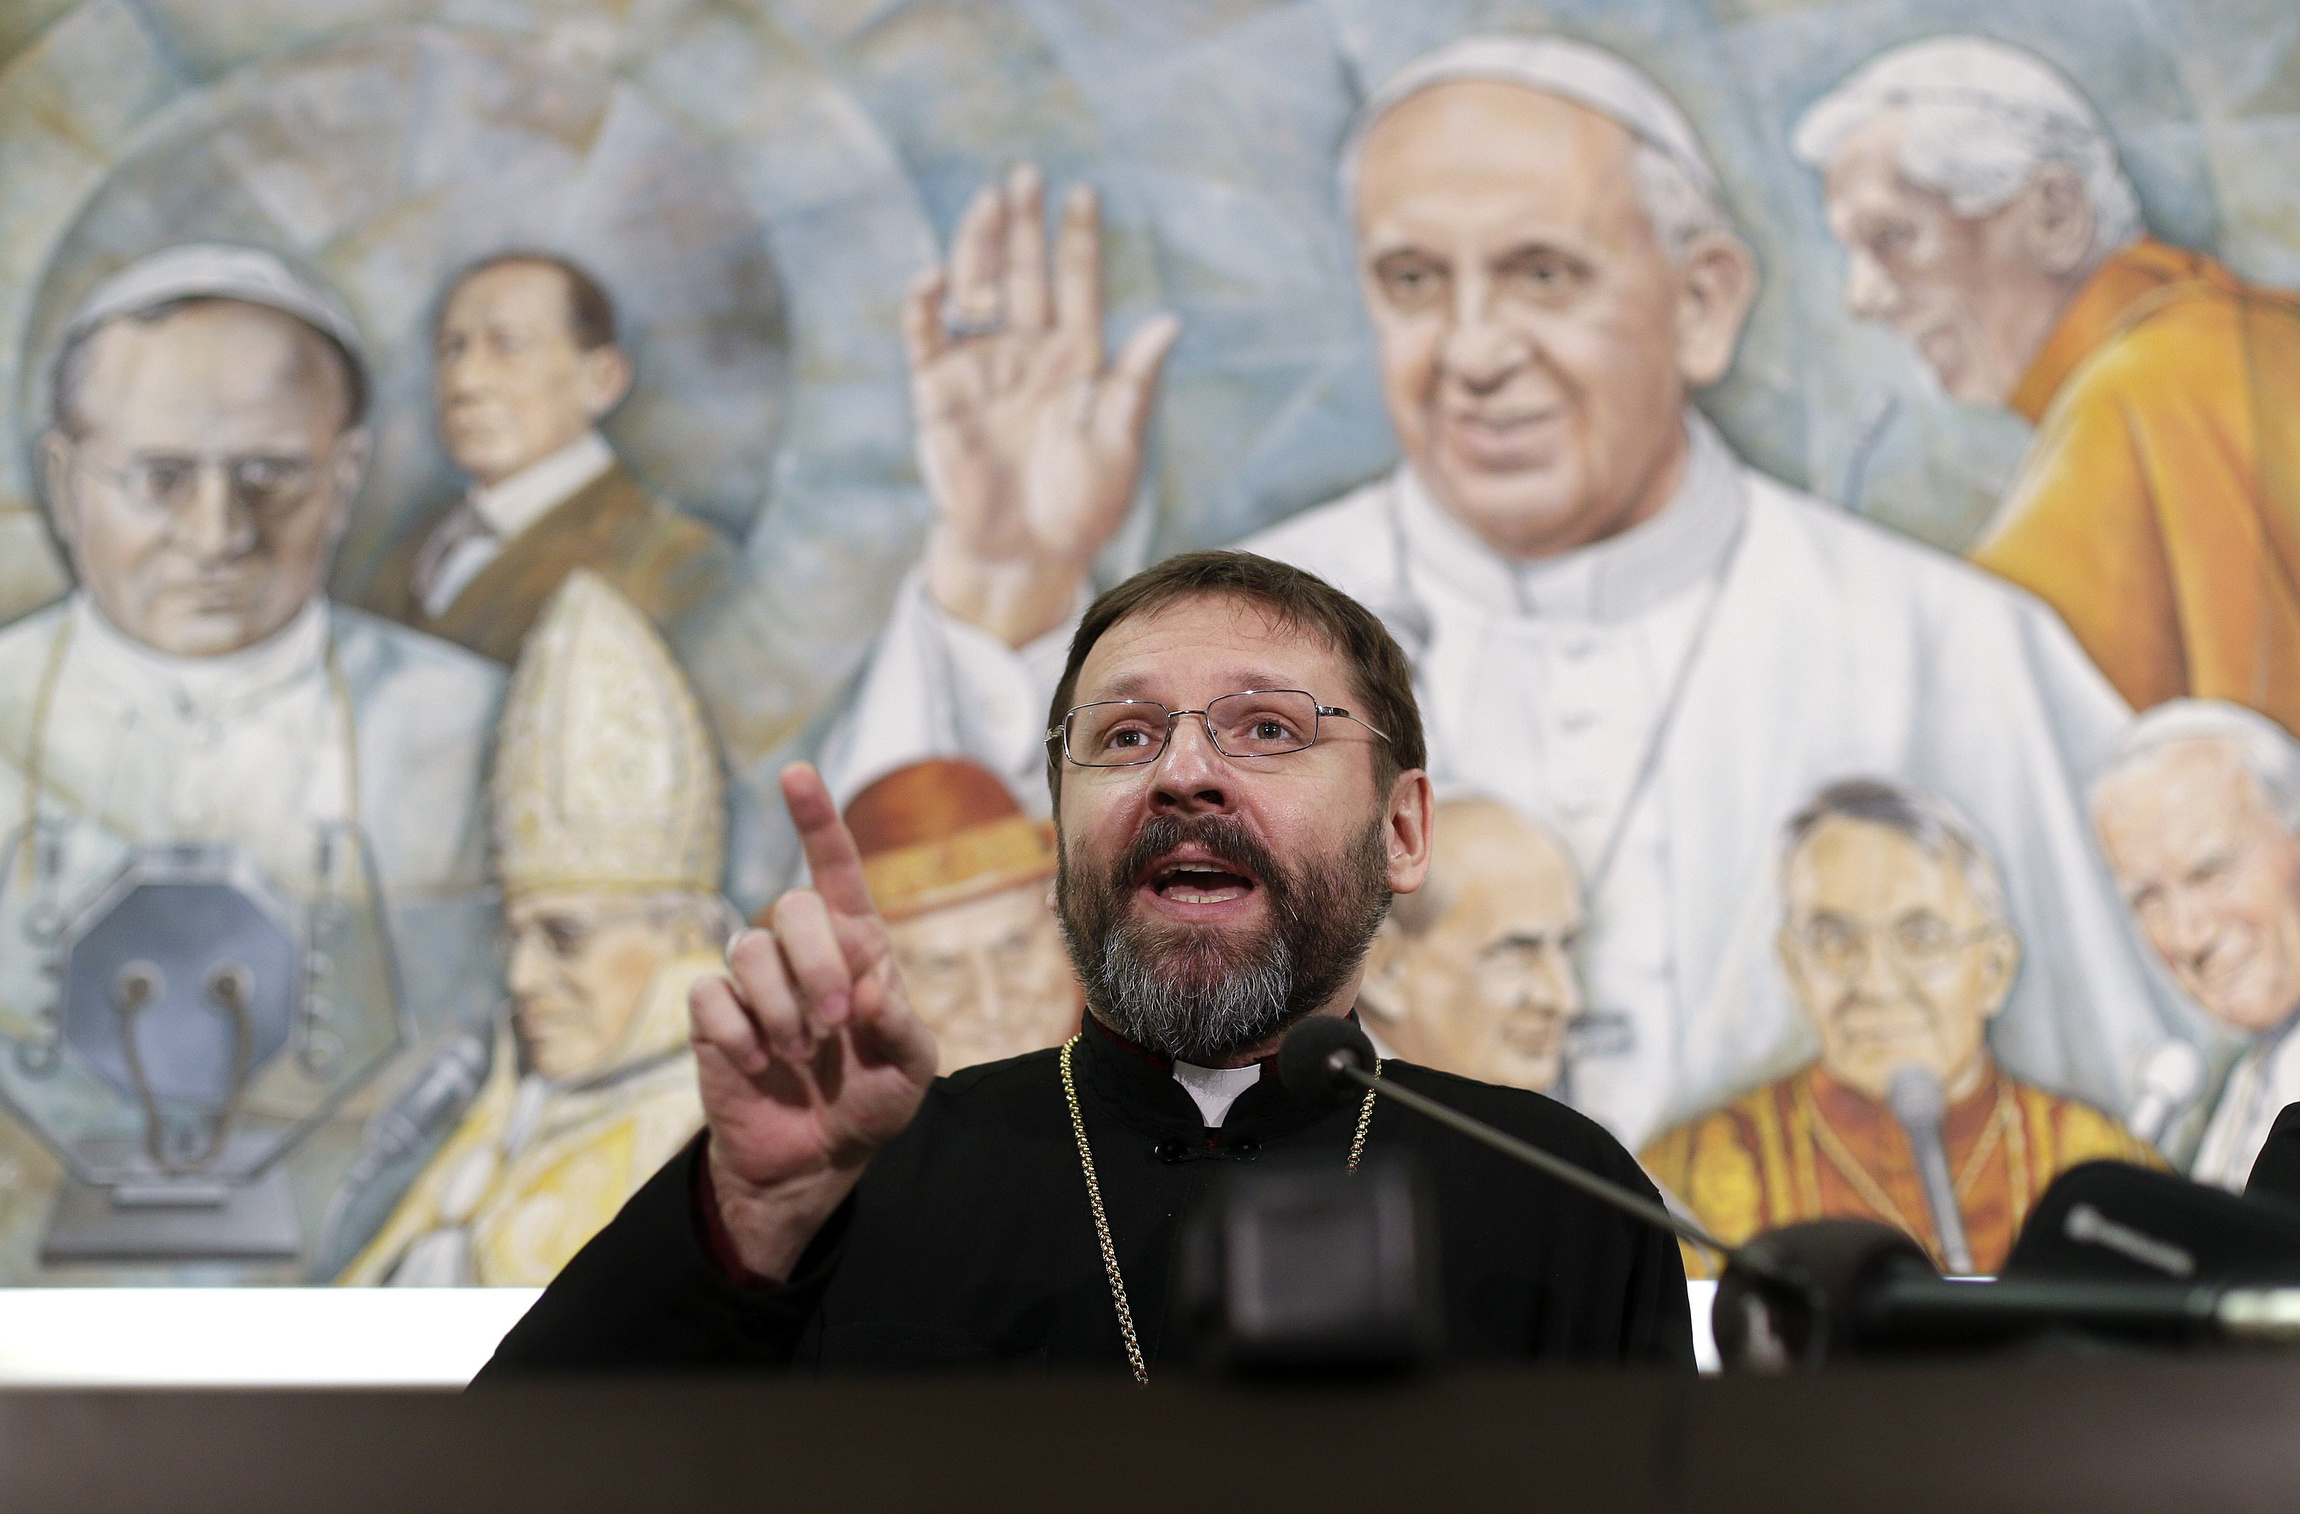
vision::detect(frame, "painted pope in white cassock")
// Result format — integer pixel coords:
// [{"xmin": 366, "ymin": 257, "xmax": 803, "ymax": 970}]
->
[
  {"xmin": 0, "ymin": 245, "xmax": 503, "ymax": 1278},
  {"xmin": 820, "ymin": 36, "xmax": 2195, "ymax": 1150}
]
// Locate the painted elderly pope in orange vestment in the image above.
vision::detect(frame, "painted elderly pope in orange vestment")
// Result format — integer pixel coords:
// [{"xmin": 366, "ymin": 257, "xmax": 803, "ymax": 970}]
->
[
  {"xmin": 1972, "ymin": 240, "xmax": 2300, "ymax": 734},
  {"xmin": 1641, "ymin": 1062, "xmax": 2160, "ymax": 1277}
]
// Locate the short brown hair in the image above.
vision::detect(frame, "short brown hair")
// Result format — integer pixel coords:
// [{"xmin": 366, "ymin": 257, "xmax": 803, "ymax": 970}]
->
[
  {"xmin": 441, "ymin": 251, "xmax": 617, "ymax": 351},
  {"xmin": 1045, "ymin": 550, "xmax": 1425, "ymax": 801}
]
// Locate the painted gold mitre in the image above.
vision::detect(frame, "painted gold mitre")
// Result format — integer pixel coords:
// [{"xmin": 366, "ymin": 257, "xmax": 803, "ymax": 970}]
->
[
  {"xmin": 843, "ymin": 760, "xmax": 1055, "ymax": 922},
  {"xmin": 492, "ymin": 570, "xmax": 725, "ymax": 895}
]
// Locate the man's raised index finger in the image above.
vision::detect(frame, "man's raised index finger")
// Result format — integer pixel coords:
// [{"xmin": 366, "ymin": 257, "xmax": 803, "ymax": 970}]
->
[{"xmin": 780, "ymin": 762, "xmax": 879, "ymax": 919}]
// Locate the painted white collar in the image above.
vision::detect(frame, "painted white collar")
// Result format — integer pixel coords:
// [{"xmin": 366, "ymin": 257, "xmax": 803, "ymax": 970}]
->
[
  {"xmin": 1396, "ymin": 410, "xmax": 1747, "ymax": 624},
  {"xmin": 468, "ymin": 430, "xmax": 615, "ymax": 541},
  {"xmin": 69, "ymin": 590, "xmax": 329, "ymax": 715}
]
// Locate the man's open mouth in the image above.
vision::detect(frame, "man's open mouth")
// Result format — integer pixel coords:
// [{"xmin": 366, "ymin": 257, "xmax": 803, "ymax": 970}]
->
[{"xmin": 1140, "ymin": 849, "xmax": 1260, "ymax": 906}]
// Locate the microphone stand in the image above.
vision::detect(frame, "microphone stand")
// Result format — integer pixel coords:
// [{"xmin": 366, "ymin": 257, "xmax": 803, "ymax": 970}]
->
[
  {"xmin": 1328, "ymin": 1062, "xmax": 1716, "ymax": 1257},
  {"xmin": 1291, "ymin": 1026, "xmax": 1833, "ymax": 1355},
  {"xmin": 1888, "ymin": 1066, "xmax": 1975, "ymax": 1275}
]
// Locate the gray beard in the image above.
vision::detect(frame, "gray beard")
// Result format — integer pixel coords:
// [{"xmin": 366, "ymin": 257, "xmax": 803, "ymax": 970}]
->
[
  {"xmin": 1060, "ymin": 812, "xmax": 1390, "ymax": 1066},
  {"xmin": 1089, "ymin": 911, "xmax": 1303, "ymax": 1066}
]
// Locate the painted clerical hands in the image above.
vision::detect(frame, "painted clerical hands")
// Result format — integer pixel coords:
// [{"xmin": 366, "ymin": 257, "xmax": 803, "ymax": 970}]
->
[
  {"xmin": 688, "ymin": 763, "xmax": 938, "ymax": 1281},
  {"xmin": 906, "ymin": 163, "xmax": 1183, "ymax": 648}
]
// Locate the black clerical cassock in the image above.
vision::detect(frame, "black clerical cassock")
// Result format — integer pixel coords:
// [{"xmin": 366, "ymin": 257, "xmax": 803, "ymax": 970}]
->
[{"xmin": 479, "ymin": 1017, "xmax": 1693, "ymax": 1375}]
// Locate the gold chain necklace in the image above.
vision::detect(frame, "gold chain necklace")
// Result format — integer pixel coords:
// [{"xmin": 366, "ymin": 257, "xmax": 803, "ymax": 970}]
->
[{"xmin": 1059, "ymin": 1031, "xmax": 1381, "ymax": 1385}]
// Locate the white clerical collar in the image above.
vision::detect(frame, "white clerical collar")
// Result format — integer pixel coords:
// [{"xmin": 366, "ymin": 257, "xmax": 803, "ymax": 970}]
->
[
  {"xmin": 70, "ymin": 590, "xmax": 329, "ymax": 714},
  {"xmin": 1172, "ymin": 1060, "xmax": 1263, "ymax": 1129},
  {"xmin": 468, "ymin": 429, "xmax": 615, "ymax": 540},
  {"xmin": 1397, "ymin": 410, "xmax": 1746, "ymax": 624}
]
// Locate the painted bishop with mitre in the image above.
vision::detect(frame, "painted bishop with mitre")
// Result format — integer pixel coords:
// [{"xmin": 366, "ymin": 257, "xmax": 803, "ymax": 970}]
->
[{"xmin": 341, "ymin": 571, "xmax": 733, "ymax": 1286}]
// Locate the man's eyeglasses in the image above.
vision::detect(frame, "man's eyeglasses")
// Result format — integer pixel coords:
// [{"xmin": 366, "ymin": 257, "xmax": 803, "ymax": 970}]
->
[
  {"xmin": 1048, "ymin": 689, "xmax": 1390, "ymax": 768},
  {"xmin": 82, "ymin": 449, "xmax": 327, "ymax": 522},
  {"xmin": 1790, "ymin": 912, "xmax": 1995, "ymax": 975}
]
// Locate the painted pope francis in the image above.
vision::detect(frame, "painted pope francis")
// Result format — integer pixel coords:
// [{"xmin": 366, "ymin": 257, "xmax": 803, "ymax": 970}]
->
[
  {"xmin": 820, "ymin": 35, "xmax": 2192, "ymax": 1149},
  {"xmin": 341, "ymin": 572, "xmax": 729, "ymax": 1287}
]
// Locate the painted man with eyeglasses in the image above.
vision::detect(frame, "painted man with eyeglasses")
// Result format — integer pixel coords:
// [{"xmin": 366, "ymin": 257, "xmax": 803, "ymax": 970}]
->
[
  {"xmin": 0, "ymin": 244, "xmax": 502, "ymax": 895},
  {"xmin": 0, "ymin": 246, "xmax": 503, "ymax": 1279},
  {"xmin": 1643, "ymin": 778, "xmax": 2156, "ymax": 1277},
  {"xmin": 480, "ymin": 551, "xmax": 1688, "ymax": 1377},
  {"xmin": 820, "ymin": 34, "xmax": 2186, "ymax": 1152}
]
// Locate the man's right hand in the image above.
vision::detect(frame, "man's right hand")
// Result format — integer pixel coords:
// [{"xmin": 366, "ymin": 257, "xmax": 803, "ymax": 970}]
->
[
  {"xmin": 687, "ymin": 763, "xmax": 938, "ymax": 1282},
  {"xmin": 905, "ymin": 162, "xmax": 1182, "ymax": 648}
]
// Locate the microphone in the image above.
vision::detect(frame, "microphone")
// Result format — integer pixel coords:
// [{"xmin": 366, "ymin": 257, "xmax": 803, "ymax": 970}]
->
[
  {"xmin": 355, "ymin": 1030, "xmax": 491, "ymax": 1173},
  {"xmin": 1713, "ymin": 1160, "xmax": 2300, "ymax": 1364},
  {"xmin": 1277, "ymin": 1023, "xmax": 2300, "ymax": 1366},
  {"xmin": 1279, "ymin": 1018, "xmax": 1829, "ymax": 1345},
  {"xmin": 315, "ymin": 1030, "xmax": 491, "ymax": 1265},
  {"xmin": 1839, "ymin": 1247, "xmax": 2300, "ymax": 1354},
  {"xmin": 1886, "ymin": 1066, "xmax": 1974, "ymax": 1274},
  {"xmin": 1280, "ymin": 1018, "xmax": 1712, "ymax": 1249},
  {"xmin": 2126, "ymin": 1040, "xmax": 2208, "ymax": 1151},
  {"xmin": 2005, "ymin": 1159, "xmax": 2300, "ymax": 1283}
]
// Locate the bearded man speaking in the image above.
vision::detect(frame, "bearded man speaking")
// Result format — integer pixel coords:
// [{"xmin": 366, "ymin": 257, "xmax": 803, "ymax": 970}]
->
[{"xmin": 481, "ymin": 553, "xmax": 1689, "ymax": 1375}]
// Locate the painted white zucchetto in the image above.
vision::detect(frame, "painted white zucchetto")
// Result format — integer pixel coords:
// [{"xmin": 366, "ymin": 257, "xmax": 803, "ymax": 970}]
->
[
  {"xmin": 64, "ymin": 242, "xmax": 364, "ymax": 358},
  {"xmin": 492, "ymin": 570, "xmax": 724, "ymax": 895},
  {"xmin": 1341, "ymin": 34, "xmax": 1722, "ymax": 203}
]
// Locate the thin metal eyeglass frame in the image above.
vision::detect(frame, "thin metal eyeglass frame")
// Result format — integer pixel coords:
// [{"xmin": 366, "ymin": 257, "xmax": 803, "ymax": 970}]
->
[
  {"xmin": 1045, "ymin": 688, "xmax": 1392, "ymax": 768},
  {"xmin": 1792, "ymin": 917, "xmax": 1998, "ymax": 975}
]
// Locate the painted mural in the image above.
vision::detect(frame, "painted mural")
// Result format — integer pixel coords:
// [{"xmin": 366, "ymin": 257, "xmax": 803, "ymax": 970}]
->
[{"xmin": 0, "ymin": 0, "xmax": 2294, "ymax": 1285}]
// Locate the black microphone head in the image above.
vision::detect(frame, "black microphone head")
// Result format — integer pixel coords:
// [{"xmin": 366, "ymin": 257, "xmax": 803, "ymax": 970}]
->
[
  {"xmin": 1714, "ymin": 1219, "xmax": 1935, "ymax": 1369},
  {"xmin": 1279, "ymin": 1017, "xmax": 1377, "ymax": 1111},
  {"xmin": 2005, "ymin": 1159, "xmax": 2300, "ymax": 1284},
  {"xmin": 2247, "ymin": 1102, "xmax": 2300, "ymax": 1212}
]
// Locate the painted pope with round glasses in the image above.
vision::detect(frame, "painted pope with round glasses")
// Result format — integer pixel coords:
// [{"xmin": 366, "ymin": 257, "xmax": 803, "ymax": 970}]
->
[
  {"xmin": 1643, "ymin": 779, "xmax": 2157, "ymax": 1278},
  {"xmin": 0, "ymin": 246, "xmax": 503, "ymax": 1277},
  {"xmin": 2, "ymin": 247, "xmax": 500, "ymax": 899},
  {"xmin": 823, "ymin": 35, "xmax": 2188, "ymax": 1148}
]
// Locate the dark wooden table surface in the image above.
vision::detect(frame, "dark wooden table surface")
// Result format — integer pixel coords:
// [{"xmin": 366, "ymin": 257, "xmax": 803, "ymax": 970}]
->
[{"xmin": 10, "ymin": 1354, "xmax": 2300, "ymax": 1512}]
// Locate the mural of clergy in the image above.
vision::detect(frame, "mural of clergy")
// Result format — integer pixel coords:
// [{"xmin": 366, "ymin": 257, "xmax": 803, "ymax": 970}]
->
[
  {"xmin": 818, "ymin": 34, "xmax": 2188, "ymax": 1149},
  {"xmin": 1797, "ymin": 35, "xmax": 2300, "ymax": 735},
  {"xmin": 1358, "ymin": 796, "xmax": 1582, "ymax": 1096},
  {"xmin": 837, "ymin": 758, "xmax": 1079, "ymax": 1074},
  {"xmin": 342, "ymin": 571, "xmax": 730, "ymax": 1286},
  {"xmin": 1642, "ymin": 778, "xmax": 2159, "ymax": 1277},
  {"xmin": 365, "ymin": 252, "xmax": 735, "ymax": 666}
]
